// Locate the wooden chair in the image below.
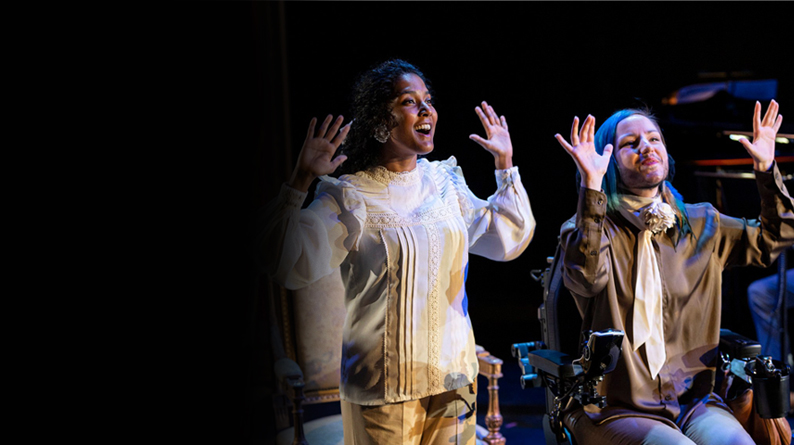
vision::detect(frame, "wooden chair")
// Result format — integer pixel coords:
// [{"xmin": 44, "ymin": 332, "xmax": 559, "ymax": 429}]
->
[{"xmin": 270, "ymin": 268, "xmax": 506, "ymax": 445}]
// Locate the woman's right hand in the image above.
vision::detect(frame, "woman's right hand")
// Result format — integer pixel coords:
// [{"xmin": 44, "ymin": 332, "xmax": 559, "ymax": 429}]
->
[
  {"xmin": 554, "ymin": 115, "xmax": 613, "ymax": 191},
  {"xmin": 289, "ymin": 115, "xmax": 351, "ymax": 192}
]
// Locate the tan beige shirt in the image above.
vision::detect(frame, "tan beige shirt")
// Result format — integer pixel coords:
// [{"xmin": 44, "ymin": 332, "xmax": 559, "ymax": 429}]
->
[
  {"xmin": 559, "ymin": 164, "xmax": 794, "ymax": 427},
  {"xmin": 262, "ymin": 157, "xmax": 535, "ymax": 405}
]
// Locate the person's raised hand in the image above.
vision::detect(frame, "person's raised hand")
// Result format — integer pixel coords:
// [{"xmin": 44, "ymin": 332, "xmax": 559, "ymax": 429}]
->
[
  {"xmin": 469, "ymin": 101, "xmax": 513, "ymax": 170},
  {"xmin": 555, "ymin": 114, "xmax": 613, "ymax": 191},
  {"xmin": 739, "ymin": 100, "xmax": 783, "ymax": 172},
  {"xmin": 289, "ymin": 115, "xmax": 350, "ymax": 192}
]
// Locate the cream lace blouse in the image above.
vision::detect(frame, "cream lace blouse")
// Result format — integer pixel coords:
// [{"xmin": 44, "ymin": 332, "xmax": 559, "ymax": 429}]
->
[{"xmin": 262, "ymin": 156, "xmax": 535, "ymax": 405}]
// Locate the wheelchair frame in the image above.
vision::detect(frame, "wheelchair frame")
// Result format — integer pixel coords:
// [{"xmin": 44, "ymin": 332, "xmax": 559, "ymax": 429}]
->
[{"xmin": 513, "ymin": 241, "xmax": 790, "ymax": 445}]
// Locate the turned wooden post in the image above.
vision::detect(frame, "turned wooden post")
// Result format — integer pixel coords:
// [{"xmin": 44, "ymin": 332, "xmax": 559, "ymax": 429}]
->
[
  {"xmin": 477, "ymin": 348, "xmax": 505, "ymax": 445},
  {"xmin": 288, "ymin": 377, "xmax": 309, "ymax": 445}
]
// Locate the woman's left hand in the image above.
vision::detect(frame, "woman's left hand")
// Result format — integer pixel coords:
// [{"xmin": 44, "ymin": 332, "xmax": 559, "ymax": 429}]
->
[
  {"xmin": 739, "ymin": 100, "xmax": 783, "ymax": 172},
  {"xmin": 470, "ymin": 101, "xmax": 513, "ymax": 170}
]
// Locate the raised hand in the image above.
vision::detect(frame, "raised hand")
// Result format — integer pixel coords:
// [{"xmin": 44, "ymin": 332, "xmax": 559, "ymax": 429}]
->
[
  {"xmin": 739, "ymin": 100, "xmax": 783, "ymax": 172},
  {"xmin": 555, "ymin": 115, "xmax": 613, "ymax": 191},
  {"xmin": 469, "ymin": 101, "xmax": 513, "ymax": 169},
  {"xmin": 289, "ymin": 115, "xmax": 351, "ymax": 192}
]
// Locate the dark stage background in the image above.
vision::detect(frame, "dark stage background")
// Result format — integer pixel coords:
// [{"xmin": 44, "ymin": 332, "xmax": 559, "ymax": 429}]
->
[{"xmin": 175, "ymin": 2, "xmax": 793, "ymax": 443}]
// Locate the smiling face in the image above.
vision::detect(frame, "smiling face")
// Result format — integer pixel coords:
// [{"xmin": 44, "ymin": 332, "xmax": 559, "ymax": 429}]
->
[
  {"xmin": 380, "ymin": 73, "xmax": 437, "ymax": 167},
  {"xmin": 614, "ymin": 114, "xmax": 669, "ymax": 197}
]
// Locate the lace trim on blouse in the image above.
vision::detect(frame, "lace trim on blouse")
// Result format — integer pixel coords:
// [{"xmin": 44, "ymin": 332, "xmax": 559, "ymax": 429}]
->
[
  {"xmin": 426, "ymin": 222, "xmax": 441, "ymax": 389},
  {"xmin": 361, "ymin": 164, "xmax": 422, "ymax": 186},
  {"xmin": 366, "ymin": 203, "xmax": 460, "ymax": 228}
]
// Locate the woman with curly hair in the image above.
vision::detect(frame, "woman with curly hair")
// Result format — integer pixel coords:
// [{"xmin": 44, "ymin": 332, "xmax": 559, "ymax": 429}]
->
[{"xmin": 260, "ymin": 59, "xmax": 535, "ymax": 444}]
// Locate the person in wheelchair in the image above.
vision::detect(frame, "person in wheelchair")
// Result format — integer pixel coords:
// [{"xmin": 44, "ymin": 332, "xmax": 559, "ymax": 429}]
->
[{"xmin": 553, "ymin": 100, "xmax": 793, "ymax": 444}]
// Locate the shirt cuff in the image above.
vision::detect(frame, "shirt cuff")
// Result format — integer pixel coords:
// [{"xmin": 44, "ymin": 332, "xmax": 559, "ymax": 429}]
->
[
  {"xmin": 577, "ymin": 187, "xmax": 608, "ymax": 226},
  {"xmin": 495, "ymin": 166, "xmax": 520, "ymax": 187},
  {"xmin": 755, "ymin": 160, "xmax": 779, "ymax": 186},
  {"xmin": 575, "ymin": 187, "xmax": 608, "ymax": 259},
  {"xmin": 755, "ymin": 161, "xmax": 791, "ymax": 206},
  {"xmin": 279, "ymin": 183, "xmax": 308, "ymax": 209}
]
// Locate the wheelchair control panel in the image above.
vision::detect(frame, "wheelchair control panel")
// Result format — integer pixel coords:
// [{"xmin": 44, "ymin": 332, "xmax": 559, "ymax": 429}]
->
[
  {"xmin": 512, "ymin": 329, "xmax": 624, "ymax": 444},
  {"xmin": 719, "ymin": 328, "xmax": 791, "ymax": 419}
]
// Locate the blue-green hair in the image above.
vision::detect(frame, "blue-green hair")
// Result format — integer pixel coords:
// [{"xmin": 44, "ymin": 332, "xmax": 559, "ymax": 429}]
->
[{"xmin": 578, "ymin": 108, "xmax": 691, "ymax": 236}]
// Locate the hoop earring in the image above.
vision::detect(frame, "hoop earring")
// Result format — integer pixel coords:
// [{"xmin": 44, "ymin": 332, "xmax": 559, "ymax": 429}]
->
[{"xmin": 373, "ymin": 125, "xmax": 389, "ymax": 144}]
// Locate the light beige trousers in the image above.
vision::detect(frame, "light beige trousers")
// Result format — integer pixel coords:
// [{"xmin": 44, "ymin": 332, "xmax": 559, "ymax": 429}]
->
[{"xmin": 341, "ymin": 384, "xmax": 477, "ymax": 445}]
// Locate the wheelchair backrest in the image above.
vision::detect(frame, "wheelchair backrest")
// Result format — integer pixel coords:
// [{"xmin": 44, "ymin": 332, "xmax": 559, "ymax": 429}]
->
[{"xmin": 539, "ymin": 240, "xmax": 584, "ymax": 358}]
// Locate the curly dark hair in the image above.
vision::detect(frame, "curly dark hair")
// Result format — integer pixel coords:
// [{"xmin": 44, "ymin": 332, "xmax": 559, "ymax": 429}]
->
[{"xmin": 335, "ymin": 59, "xmax": 433, "ymax": 175}]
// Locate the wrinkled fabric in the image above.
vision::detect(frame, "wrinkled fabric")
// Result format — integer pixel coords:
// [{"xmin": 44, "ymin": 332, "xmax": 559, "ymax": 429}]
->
[
  {"xmin": 559, "ymin": 163, "xmax": 794, "ymax": 428},
  {"xmin": 260, "ymin": 156, "xmax": 535, "ymax": 405},
  {"xmin": 565, "ymin": 402, "xmax": 755, "ymax": 445},
  {"xmin": 341, "ymin": 384, "xmax": 477, "ymax": 445}
]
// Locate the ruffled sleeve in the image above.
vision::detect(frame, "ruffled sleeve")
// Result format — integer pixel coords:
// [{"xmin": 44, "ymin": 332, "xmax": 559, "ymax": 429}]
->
[
  {"xmin": 258, "ymin": 176, "xmax": 366, "ymax": 290},
  {"xmin": 437, "ymin": 156, "xmax": 535, "ymax": 261}
]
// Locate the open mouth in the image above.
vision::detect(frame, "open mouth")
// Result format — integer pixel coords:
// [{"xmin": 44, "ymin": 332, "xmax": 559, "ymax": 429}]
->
[{"xmin": 415, "ymin": 123, "xmax": 432, "ymax": 135}]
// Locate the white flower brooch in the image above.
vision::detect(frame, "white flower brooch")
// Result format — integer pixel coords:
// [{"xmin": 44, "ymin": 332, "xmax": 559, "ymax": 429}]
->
[{"xmin": 641, "ymin": 201, "xmax": 676, "ymax": 234}]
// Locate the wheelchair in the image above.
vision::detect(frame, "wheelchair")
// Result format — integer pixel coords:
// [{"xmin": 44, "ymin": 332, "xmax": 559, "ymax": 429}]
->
[{"xmin": 512, "ymin": 241, "xmax": 792, "ymax": 445}]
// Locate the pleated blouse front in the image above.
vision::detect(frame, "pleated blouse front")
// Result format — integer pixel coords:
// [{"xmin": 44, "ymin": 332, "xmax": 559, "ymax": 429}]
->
[{"xmin": 263, "ymin": 156, "xmax": 535, "ymax": 405}]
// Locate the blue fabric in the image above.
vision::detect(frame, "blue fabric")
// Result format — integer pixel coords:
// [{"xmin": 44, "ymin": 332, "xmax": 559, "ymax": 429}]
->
[{"xmin": 748, "ymin": 269, "xmax": 794, "ymax": 362}]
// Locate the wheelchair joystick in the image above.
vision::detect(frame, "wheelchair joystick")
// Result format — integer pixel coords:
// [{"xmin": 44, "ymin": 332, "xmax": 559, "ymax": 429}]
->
[
  {"xmin": 571, "ymin": 330, "xmax": 624, "ymax": 407},
  {"xmin": 574, "ymin": 329, "xmax": 624, "ymax": 380},
  {"xmin": 514, "ymin": 329, "xmax": 624, "ymax": 444}
]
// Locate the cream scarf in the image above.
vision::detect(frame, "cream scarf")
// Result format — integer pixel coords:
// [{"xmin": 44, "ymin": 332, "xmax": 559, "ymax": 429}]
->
[{"xmin": 617, "ymin": 193, "xmax": 676, "ymax": 379}]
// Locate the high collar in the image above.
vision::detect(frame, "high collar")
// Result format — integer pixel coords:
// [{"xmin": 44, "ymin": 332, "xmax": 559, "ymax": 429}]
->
[{"xmin": 366, "ymin": 163, "xmax": 422, "ymax": 186}]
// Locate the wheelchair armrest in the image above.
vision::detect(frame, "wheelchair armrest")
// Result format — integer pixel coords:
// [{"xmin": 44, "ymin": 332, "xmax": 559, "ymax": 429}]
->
[
  {"xmin": 528, "ymin": 349, "xmax": 582, "ymax": 379},
  {"xmin": 719, "ymin": 328, "xmax": 761, "ymax": 360}
]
